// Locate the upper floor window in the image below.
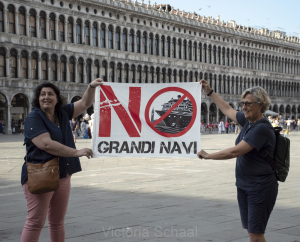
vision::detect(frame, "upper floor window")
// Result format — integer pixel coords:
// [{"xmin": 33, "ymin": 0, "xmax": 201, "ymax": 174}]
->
[
  {"xmin": 67, "ymin": 17, "xmax": 73, "ymax": 43},
  {"xmin": 142, "ymin": 32, "xmax": 147, "ymax": 54},
  {"xmin": 100, "ymin": 24, "xmax": 105, "ymax": 48},
  {"xmin": 7, "ymin": 5, "xmax": 15, "ymax": 34},
  {"xmin": 108, "ymin": 25, "xmax": 113, "ymax": 49},
  {"xmin": 0, "ymin": 47, "xmax": 6, "ymax": 77},
  {"xmin": 84, "ymin": 21, "xmax": 90, "ymax": 45},
  {"xmin": 0, "ymin": 4, "xmax": 4, "ymax": 32},
  {"xmin": 155, "ymin": 35, "xmax": 159, "ymax": 56},
  {"xmin": 129, "ymin": 30, "xmax": 134, "ymax": 52},
  {"xmin": 49, "ymin": 13, "xmax": 56, "ymax": 40},
  {"xmin": 149, "ymin": 33, "xmax": 153, "ymax": 55},
  {"xmin": 18, "ymin": 7, "xmax": 26, "ymax": 36},
  {"xmin": 21, "ymin": 50, "xmax": 28, "ymax": 78},
  {"xmin": 58, "ymin": 15, "xmax": 64, "ymax": 41},
  {"xmin": 122, "ymin": 29, "xmax": 127, "ymax": 51},
  {"xmin": 29, "ymin": 9, "xmax": 36, "ymax": 37},
  {"xmin": 115, "ymin": 27, "xmax": 120, "ymax": 50},
  {"xmin": 136, "ymin": 31, "xmax": 141, "ymax": 53},
  {"xmin": 92, "ymin": 22, "xmax": 97, "ymax": 46},
  {"xmin": 31, "ymin": 52, "xmax": 38, "ymax": 79},
  {"xmin": 76, "ymin": 19, "xmax": 81, "ymax": 44},
  {"xmin": 40, "ymin": 12, "xmax": 46, "ymax": 39}
]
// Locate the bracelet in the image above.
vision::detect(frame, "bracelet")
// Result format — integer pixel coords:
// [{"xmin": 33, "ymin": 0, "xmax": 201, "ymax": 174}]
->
[
  {"xmin": 89, "ymin": 83, "xmax": 95, "ymax": 89},
  {"xmin": 207, "ymin": 89, "xmax": 214, "ymax": 96}
]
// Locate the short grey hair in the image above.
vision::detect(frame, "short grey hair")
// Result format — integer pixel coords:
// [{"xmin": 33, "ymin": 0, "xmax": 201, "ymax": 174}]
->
[{"xmin": 241, "ymin": 86, "xmax": 270, "ymax": 113}]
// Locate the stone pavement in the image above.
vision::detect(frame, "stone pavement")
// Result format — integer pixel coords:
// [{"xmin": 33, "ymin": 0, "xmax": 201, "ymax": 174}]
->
[{"xmin": 0, "ymin": 132, "xmax": 300, "ymax": 242}]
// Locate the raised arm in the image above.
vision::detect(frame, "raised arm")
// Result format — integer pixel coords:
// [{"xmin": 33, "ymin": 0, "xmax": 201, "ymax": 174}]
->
[
  {"xmin": 200, "ymin": 79, "xmax": 238, "ymax": 123},
  {"xmin": 73, "ymin": 78, "xmax": 104, "ymax": 118}
]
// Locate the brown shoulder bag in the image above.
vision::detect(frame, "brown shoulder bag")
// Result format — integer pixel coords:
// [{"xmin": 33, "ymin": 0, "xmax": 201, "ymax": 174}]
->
[
  {"xmin": 27, "ymin": 157, "xmax": 60, "ymax": 194},
  {"xmin": 26, "ymin": 116, "xmax": 60, "ymax": 194}
]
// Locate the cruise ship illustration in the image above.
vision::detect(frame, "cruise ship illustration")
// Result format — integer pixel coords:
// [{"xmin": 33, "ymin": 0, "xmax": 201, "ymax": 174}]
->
[{"xmin": 152, "ymin": 95, "xmax": 193, "ymax": 133}]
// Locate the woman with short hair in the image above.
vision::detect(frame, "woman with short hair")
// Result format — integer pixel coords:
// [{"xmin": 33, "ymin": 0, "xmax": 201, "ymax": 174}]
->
[
  {"xmin": 198, "ymin": 79, "xmax": 277, "ymax": 242},
  {"xmin": 21, "ymin": 79, "xmax": 103, "ymax": 242}
]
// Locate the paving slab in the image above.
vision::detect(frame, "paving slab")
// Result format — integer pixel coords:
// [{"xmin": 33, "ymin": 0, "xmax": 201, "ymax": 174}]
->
[{"xmin": 1, "ymin": 131, "xmax": 300, "ymax": 242}]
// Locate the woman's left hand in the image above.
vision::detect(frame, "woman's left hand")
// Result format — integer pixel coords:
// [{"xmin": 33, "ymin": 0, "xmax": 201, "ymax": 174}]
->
[
  {"xmin": 90, "ymin": 78, "xmax": 104, "ymax": 88},
  {"xmin": 197, "ymin": 150, "xmax": 209, "ymax": 159}
]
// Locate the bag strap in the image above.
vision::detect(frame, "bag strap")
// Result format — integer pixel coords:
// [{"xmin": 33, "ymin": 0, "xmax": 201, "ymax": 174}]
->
[{"xmin": 244, "ymin": 118, "xmax": 277, "ymax": 171}]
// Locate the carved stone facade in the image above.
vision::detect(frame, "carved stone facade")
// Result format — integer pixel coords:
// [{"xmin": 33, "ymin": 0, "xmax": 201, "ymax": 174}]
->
[{"xmin": 0, "ymin": 0, "xmax": 300, "ymax": 134}]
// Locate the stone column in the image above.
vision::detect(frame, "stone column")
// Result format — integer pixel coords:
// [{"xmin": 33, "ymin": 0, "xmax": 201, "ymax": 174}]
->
[
  {"xmin": 3, "ymin": 10, "xmax": 7, "ymax": 33},
  {"xmin": 5, "ymin": 54, "xmax": 10, "ymax": 77},
  {"xmin": 105, "ymin": 28, "xmax": 108, "ymax": 49},
  {"xmin": 74, "ymin": 59, "xmax": 78, "ymax": 83},
  {"xmin": 64, "ymin": 20, "xmax": 67, "ymax": 42},
  {"xmin": 134, "ymin": 29, "xmax": 137, "ymax": 53},
  {"xmin": 36, "ymin": 15, "xmax": 40, "ymax": 38},
  {"xmin": 28, "ymin": 56, "xmax": 32, "ymax": 79},
  {"xmin": 89, "ymin": 25, "xmax": 92, "ymax": 46},
  {"xmin": 227, "ymin": 49, "xmax": 230, "ymax": 66},
  {"xmin": 57, "ymin": 60, "xmax": 61, "ymax": 81},
  {"xmin": 55, "ymin": 18, "xmax": 58, "ymax": 41},
  {"xmin": 126, "ymin": 31, "xmax": 129, "ymax": 52},
  {"xmin": 154, "ymin": 34, "xmax": 159, "ymax": 56},
  {"xmin": 47, "ymin": 58, "xmax": 51, "ymax": 80},
  {"xmin": 17, "ymin": 55, "xmax": 21, "ymax": 78},
  {"xmin": 192, "ymin": 42, "xmax": 195, "ymax": 61},
  {"xmin": 46, "ymin": 17, "xmax": 49, "ymax": 40},
  {"xmin": 216, "ymin": 49, "xmax": 219, "ymax": 65},
  {"xmin": 73, "ymin": 21, "xmax": 76, "ymax": 43},
  {"xmin": 38, "ymin": 58, "xmax": 42, "ymax": 80},
  {"xmin": 7, "ymin": 105, "xmax": 12, "ymax": 134},
  {"xmin": 215, "ymin": 76, "xmax": 219, "ymax": 94},
  {"xmin": 216, "ymin": 107, "xmax": 219, "ymax": 123},
  {"xmin": 205, "ymin": 45, "xmax": 208, "ymax": 63},
  {"xmin": 97, "ymin": 22, "xmax": 101, "ymax": 47},
  {"xmin": 15, "ymin": 11, "xmax": 19, "ymax": 35},
  {"xmin": 66, "ymin": 60, "xmax": 70, "ymax": 82},
  {"xmin": 120, "ymin": 26, "xmax": 123, "ymax": 51},
  {"xmin": 81, "ymin": 21, "xmax": 84, "ymax": 44},
  {"xmin": 83, "ymin": 62, "xmax": 87, "ymax": 83},
  {"xmin": 207, "ymin": 109, "xmax": 210, "ymax": 123},
  {"xmin": 91, "ymin": 62, "xmax": 94, "ymax": 82}
]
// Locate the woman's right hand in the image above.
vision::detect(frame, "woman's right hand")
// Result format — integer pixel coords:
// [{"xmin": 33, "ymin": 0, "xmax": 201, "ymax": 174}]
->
[
  {"xmin": 76, "ymin": 148, "xmax": 93, "ymax": 159},
  {"xmin": 199, "ymin": 79, "xmax": 212, "ymax": 94}
]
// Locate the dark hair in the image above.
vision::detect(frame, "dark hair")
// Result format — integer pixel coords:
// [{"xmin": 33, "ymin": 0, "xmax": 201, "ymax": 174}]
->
[{"xmin": 32, "ymin": 82, "xmax": 66, "ymax": 110}]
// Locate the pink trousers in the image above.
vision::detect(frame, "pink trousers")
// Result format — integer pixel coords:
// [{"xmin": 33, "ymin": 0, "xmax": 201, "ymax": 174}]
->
[{"xmin": 20, "ymin": 174, "xmax": 71, "ymax": 242}]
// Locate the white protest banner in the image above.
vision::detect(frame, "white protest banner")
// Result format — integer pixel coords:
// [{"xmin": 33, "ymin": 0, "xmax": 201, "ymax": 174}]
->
[{"xmin": 92, "ymin": 82, "xmax": 201, "ymax": 157}]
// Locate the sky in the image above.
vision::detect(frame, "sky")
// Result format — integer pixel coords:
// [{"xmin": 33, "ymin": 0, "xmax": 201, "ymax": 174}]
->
[{"xmin": 160, "ymin": 0, "xmax": 300, "ymax": 38}]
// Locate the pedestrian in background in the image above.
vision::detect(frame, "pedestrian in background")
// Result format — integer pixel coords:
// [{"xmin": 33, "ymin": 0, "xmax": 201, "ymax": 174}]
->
[{"xmin": 198, "ymin": 80, "xmax": 278, "ymax": 242}]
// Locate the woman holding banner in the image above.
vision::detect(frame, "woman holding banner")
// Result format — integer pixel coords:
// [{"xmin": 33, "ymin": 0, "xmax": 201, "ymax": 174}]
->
[
  {"xmin": 197, "ymin": 80, "xmax": 277, "ymax": 242},
  {"xmin": 21, "ymin": 78, "xmax": 103, "ymax": 242}
]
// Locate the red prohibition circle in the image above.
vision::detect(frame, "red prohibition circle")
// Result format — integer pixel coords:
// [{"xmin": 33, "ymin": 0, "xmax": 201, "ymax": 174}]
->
[{"xmin": 145, "ymin": 87, "xmax": 197, "ymax": 137}]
